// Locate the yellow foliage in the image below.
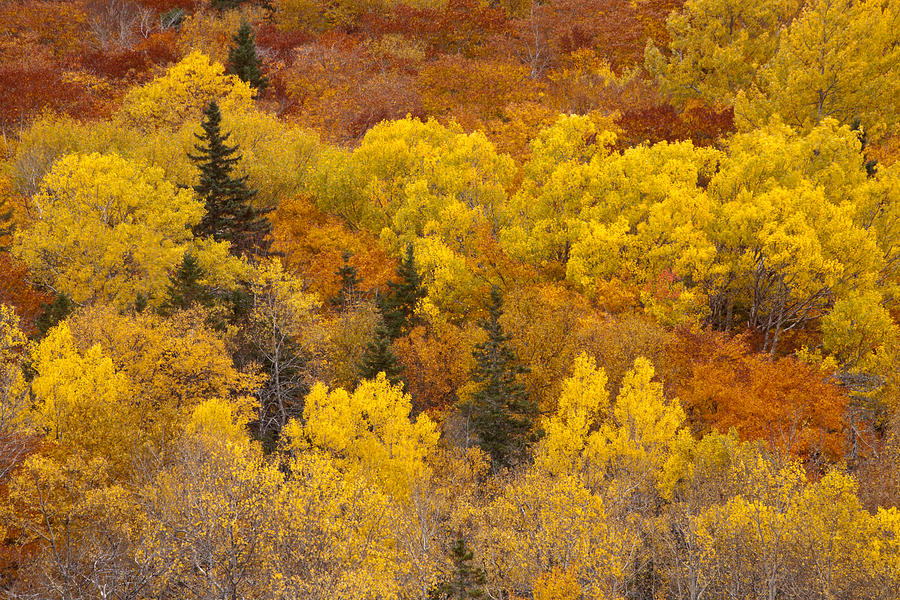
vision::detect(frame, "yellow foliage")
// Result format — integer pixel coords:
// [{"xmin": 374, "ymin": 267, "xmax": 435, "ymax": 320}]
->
[
  {"xmin": 13, "ymin": 152, "xmax": 212, "ymax": 308},
  {"xmin": 284, "ymin": 373, "xmax": 440, "ymax": 499},
  {"xmin": 119, "ymin": 50, "xmax": 255, "ymax": 130},
  {"xmin": 30, "ymin": 323, "xmax": 134, "ymax": 470}
]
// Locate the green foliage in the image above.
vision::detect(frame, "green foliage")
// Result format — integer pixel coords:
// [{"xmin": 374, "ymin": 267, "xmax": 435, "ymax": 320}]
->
[
  {"xmin": 468, "ymin": 287, "xmax": 538, "ymax": 469},
  {"xmin": 380, "ymin": 245, "xmax": 426, "ymax": 340},
  {"xmin": 330, "ymin": 250, "xmax": 362, "ymax": 311},
  {"xmin": 428, "ymin": 537, "xmax": 486, "ymax": 600},
  {"xmin": 190, "ymin": 100, "xmax": 272, "ymax": 257},
  {"xmin": 160, "ymin": 252, "xmax": 216, "ymax": 315},
  {"xmin": 227, "ymin": 20, "xmax": 268, "ymax": 92}
]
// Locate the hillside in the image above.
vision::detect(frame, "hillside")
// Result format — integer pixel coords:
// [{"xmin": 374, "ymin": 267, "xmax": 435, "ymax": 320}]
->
[{"xmin": 2, "ymin": 0, "xmax": 900, "ymax": 598}]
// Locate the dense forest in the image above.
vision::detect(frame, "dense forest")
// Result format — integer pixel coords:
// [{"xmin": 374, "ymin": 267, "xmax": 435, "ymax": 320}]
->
[{"xmin": 1, "ymin": 0, "xmax": 900, "ymax": 598}]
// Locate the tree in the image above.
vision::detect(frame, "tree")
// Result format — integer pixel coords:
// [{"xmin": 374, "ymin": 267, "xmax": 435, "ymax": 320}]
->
[
  {"xmin": 119, "ymin": 50, "xmax": 254, "ymax": 130},
  {"xmin": 467, "ymin": 287, "xmax": 538, "ymax": 469},
  {"xmin": 359, "ymin": 323, "xmax": 404, "ymax": 386},
  {"xmin": 248, "ymin": 259, "xmax": 321, "ymax": 442},
  {"xmin": 160, "ymin": 252, "xmax": 216, "ymax": 315},
  {"xmin": 190, "ymin": 100, "xmax": 272, "ymax": 257},
  {"xmin": 380, "ymin": 244, "xmax": 426, "ymax": 339},
  {"xmin": 283, "ymin": 372, "xmax": 439, "ymax": 499},
  {"xmin": 13, "ymin": 152, "xmax": 206, "ymax": 309},
  {"xmin": 736, "ymin": 0, "xmax": 900, "ymax": 137},
  {"xmin": 330, "ymin": 249, "xmax": 362, "ymax": 311},
  {"xmin": 227, "ymin": 19, "xmax": 268, "ymax": 92},
  {"xmin": 428, "ymin": 536, "xmax": 486, "ymax": 600}
]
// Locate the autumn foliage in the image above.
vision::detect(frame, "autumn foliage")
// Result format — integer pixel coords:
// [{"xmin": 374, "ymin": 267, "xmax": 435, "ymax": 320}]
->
[{"xmin": 3, "ymin": 0, "xmax": 900, "ymax": 597}]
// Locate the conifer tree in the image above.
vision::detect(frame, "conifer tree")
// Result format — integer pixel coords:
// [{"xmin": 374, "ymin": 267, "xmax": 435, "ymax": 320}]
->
[
  {"xmin": 358, "ymin": 245, "xmax": 424, "ymax": 386},
  {"xmin": 359, "ymin": 324, "xmax": 403, "ymax": 385},
  {"xmin": 189, "ymin": 100, "xmax": 271, "ymax": 257},
  {"xmin": 160, "ymin": 252, "xmax": 215, "ymax": 315},
  {"xmin": 428, "ymin": 537, "xmax": 486, "ymax": 600},
  {"xmin": 330, "ymin": 250, "xmax": 361, "ymax": 311},
  {"xmin": 227, "ymin": 20, "xmax": 268, "ymax": 92},
  {"xmin": 468, "ymin": 287, "xmax": 537, "ymax": 469},
  {"xmin": 380, "ymin": 244, "xmax": 426, "ymax": 339}
]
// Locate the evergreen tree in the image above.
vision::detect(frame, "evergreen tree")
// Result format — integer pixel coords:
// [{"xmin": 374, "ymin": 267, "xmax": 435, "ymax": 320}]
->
[
  {"xmin": 160, "ymin": 252, "xmax": 215, "ymax": 315},
  {"xmin": 359, "ymin": 324, "xmax": 403, "ymax": 385},
  {"xmin": 0, "ymin": 204, "xmax": 12, "ymax": 252},
  {"xmin": 330, "ymin": 250, "xmax": 361, "ymax": 311},
  {"xmin": 212, "ymin": 0, "xmax": 246, "ymax": 12},
  {"xmin": 468, "ymin": 287, "xmax": 537, "ymax": 469},
  {"xmin": 36, "ymin": 293, "xmax": 73, "ymax": 337},
  {"xmin": 428, "ymin": 537, "xmax": 486, "ymax": 600},
  {"xmin": 380, "ymin": 244, "xmax": 426, "ymax": 339},
  {"xmin": 227, "ymin": 20, "xmax": 268, "ymax": 92},
  {"xmin": 189, "ymin": 100, "xmax": 272, "ymax": 257}
]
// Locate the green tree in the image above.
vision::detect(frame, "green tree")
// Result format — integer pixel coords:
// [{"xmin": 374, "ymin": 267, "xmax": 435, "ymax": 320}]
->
[
  {"xmin": 380, "ymin": 244, "xmax": 426, "ymax": 339},
  {"xmin": 189, "ymin": 100, "xmax": 271, "ymax": 257},
  {"xmin": 330, "ymin": 250, "xmax": 362, "ymax": 311},
  {"xmin": 227, "ymin": 20, "xmax": 268, "ymax": 92},
  {"xmin": 428, "ymin": 536, "xmax": 486, "ymax": 600},
  {"xmin": 359, "ymin": 324, "xmax": 403, "ymax": 386},
  {"xmin": 468, "ymin": 287, "xmax": 537, "ymax": 469},
  {"xmin": 160, "ymin": 252, "xmax": 215, "ymax": 315}
]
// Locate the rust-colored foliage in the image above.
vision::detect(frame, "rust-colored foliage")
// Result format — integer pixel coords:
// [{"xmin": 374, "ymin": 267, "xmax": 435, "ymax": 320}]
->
[
  {"xmin": 74, "ymin": 30, "xmax": 179, "ymax": 82},
  {"xmin": 668, "ymin": 329, "xmax": 849, "ymax": 463},
  {"xmin": 365, "ymin": 0, "xmax": 509, "ymax": 57},
  {"xmin": 0, "ymin": 254, "xmax": 52, "ymax": 336},
  {"xmin": 395, "ymin": 323, "xmax": 478, "ymax": 413},
  {"xmin": 0, "ymin": 64, "xmax": 105, "ymax": 130},
  {"xmin": 255, "ymin": 23, "xmax": 314, "ymax": 62},
  {"xmin": 271, "ymin": 196, "xmax": 397, "ymax": 301}
]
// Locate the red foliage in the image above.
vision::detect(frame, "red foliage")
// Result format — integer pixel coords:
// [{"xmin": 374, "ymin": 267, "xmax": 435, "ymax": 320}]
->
[
  {"xmin": 74, "ymin": 30, "xmax": 178, "ymax": 81},
  {"xmin": 0, "ymin": 64, "xmax": 102, "ymax": 130},
  {"xmin": 0, "ymin": 254, "xmax": 51, "ymax": 336},
  {"xmin": 255, "ymin": 23, "xmax": 314, "ymax": 62},
  {"xmin": 134, "ymin": 0, "xmax": 198, "ymax": 10},
  {"xmin": 364, "ymin": 0, "xmax": 509, "ymax": 57}
]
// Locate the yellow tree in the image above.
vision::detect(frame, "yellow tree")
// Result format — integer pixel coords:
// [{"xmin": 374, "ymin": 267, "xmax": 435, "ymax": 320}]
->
[
  {"xmin": 30, "ymin": 323, "xmax": 135, "ymax": 471},
  {"xmin": 645, "ymin": 0, "xmax": 803, "ymax": 105},
  {"xmin": 119, "ymin": 50, "xmax": 256, "ymax": 130},
  {"xmin": 737, "ymin": 0, "xmax": 900, "ymax": 137},
  {"xmin": 0, "ymin": 304, "xmax": 33, "ymax": 481},
  {"xmin": 13, "ymin": 152, "xmax": 231, "ymax": 309},
  {"xmin": 283, "ymin": 373, "xmax": 440, "ymax": 499},
  {"xmin": 142, "ymin": 399, "xmax": 284, "ymax": 600},
  {"xmin": 1, "ymin": 452, "xmax": 151, "ymax": 600},
  {"xmin": 64, "ymin": 305, "xmax": 260, "ymax": 456}
]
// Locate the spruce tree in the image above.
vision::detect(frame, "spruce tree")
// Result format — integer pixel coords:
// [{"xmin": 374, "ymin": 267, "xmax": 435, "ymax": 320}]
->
[
  {"xmin": 330, "ymin": 250, "xmax": 361, "ymax": 311},
  {"xmin": 189, "ymin": 100, "xmax": 272, "ymax": 257},
  {"xmin": 358, "ymin": 245, "xmax": 424, "ymax": 386},
  {"xmin": 227, "ymin": 20, "xmax": 268, "ymax": 92},
  {"xmin": 160, "ymin": 252, "xmax": 215, "ymax": 315},
  {"xmin": 380, "ymin": 244, "xmax": 426, "ymax": 339},
  {"xmin": 359, "ymin": 324, "xmax": 403, "ymax": 385},
  {"xmin": 428, "ymin": 537, "xmax": 486, "ymax": 600},
  {"xmin": 468, "ymin": 287, "xmax": 537, "ymax": 469}
]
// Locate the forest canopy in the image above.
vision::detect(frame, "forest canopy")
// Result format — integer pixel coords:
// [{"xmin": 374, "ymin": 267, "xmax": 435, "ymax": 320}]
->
[{"xmin": 1, "ymin": 0, "xmax": 900, "ymax": 598}]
